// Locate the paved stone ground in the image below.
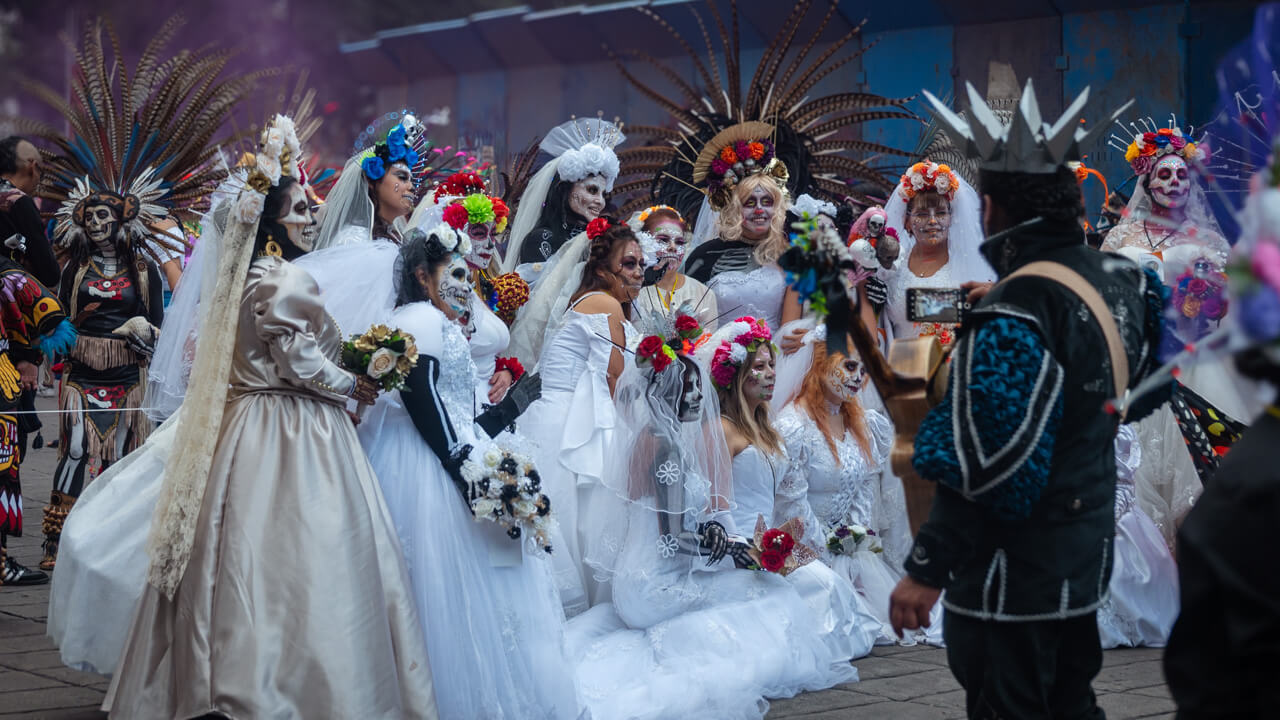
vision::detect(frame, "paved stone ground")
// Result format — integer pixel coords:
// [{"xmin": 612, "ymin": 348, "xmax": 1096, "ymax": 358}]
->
[{"xmin": 0, "ymin": 397, "xmax": 1177, "ymax": 719}]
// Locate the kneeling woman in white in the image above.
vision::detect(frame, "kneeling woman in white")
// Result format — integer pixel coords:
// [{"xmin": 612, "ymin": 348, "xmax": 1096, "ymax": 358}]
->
[
  {"xmin": 568, "ymin": 314, "xmax": 873, "ymax": 720},
  {"xmin": 358, "ymin": 225, "xmax": 578, "ymax": 719}
]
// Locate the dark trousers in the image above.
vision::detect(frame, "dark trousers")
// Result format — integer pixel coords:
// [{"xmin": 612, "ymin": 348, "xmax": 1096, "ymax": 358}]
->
[{"xmin": 944, "ymin": 610, "xmax": 1105, "ymax": 720}]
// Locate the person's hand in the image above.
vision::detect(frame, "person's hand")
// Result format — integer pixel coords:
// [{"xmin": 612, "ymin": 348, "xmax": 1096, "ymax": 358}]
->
[
  {"xmin": 14, "ymin": 361, "xmax": 37, "ymax": 391},
  {"xmin": 488, "ymin": 369, "xmax": 514, "ymax": 404},
  {"xmin": 699, "ymin": 521, "xmax": 728, "ymax": 566},
  {"xmin": 780, "ymin": 327, "xmax": 808, "ymax": 355},
  {"xmin": 345, "ymin": 409, "xmax": 362, "ymax": 427},
  {"xmin": 961, "ymin": 281, "xmax": 994, "ymax": 305},
  {"xmin": 111, "ymin": 316, "xmax": 159, "ymax": 357},
  {"xmin": 864, "ymin": 277, "xmax": 888, "ymax": 308},
  {"xmin": 351, "ymin": 375, "xmax": 380, "ymax": 405},
  {"xmin": 889, "ymin": 575, "xmax": 942, "ymax": 639}
]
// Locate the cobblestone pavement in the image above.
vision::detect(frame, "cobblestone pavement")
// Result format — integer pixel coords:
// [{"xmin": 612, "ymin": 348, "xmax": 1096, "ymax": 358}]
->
[{"xmin": 0, "ymin": 399, "xmax": 1177, "ymax": 719}]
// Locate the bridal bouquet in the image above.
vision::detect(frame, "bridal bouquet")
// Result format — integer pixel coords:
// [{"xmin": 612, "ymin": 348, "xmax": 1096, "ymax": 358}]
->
[
  {"xmin": 340, "ymin": 324, "xmax": 419, "ymax": 392},
  {"xmin": 459, "ymin": 445, "xmax": 554, "ymax": 554},
  {"xmin": 746, "ymin": 515, "xmax": 817, "ymax": 576},
  {"xmin": 826, "ymin": 523, "xmax": 882, "ymax": 557}
]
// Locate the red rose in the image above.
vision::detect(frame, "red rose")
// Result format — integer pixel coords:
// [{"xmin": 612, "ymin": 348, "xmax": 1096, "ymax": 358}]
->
[
  {"xmin": 651, "ymin": 349, "xmax": 673, "ymax": 373},
  {"xmin": 442, "ymin": 203, "xmax": 469, "ymax": 229},
  {"xmin": 759, "ymin": 549, "xmax": 787, "ymax": 573},
  {"xmin": 761, "ymin": 528, "xmax": 795, "ymax": 554},
  {"xmin": 587, "ymin": 217, "xmax": 611, "ymax": 240},
  {"xmin": 675, "ymin": 315, "xmax": 699, "ymax": 332},
  {"xmin": 637, "ymin": 335, "xmax": 663, "ymax": 359},
  {"xmin": 490, "ymin": 197, "xmax": 509, "ymax": 221},
  {"xmin": 1187, "ymin": 278, "xmax": 1209, "ymax": 295}
]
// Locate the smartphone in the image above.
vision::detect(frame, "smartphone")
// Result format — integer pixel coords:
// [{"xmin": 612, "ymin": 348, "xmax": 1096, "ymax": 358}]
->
[{"xmin": 906, "ymin": 287, "xmax": 969, "ymax": 324}]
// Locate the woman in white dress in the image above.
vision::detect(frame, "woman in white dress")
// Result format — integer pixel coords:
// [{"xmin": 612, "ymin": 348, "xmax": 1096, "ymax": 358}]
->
[
  {"xmin": 520, "ymin": 218, "xmax": 645, "ymax": 615},
  {"xmin": 567, "ymin": 314, "xmax": 871, "ymax": 720},
  {"xmin": 882, "ymin": 160, "xmax": 995, "ymax": 348},
  {"xmin": 1097, "ymin": 425, "xmax": 1180, "ymax": 648},
  {"xmin": 357, "ymin": 226, "xmax": 577, "ymax": 718},
  {"xmin": 630, "ymin": 204, "xmax": 719, "ymax": 331},
  {"xmin": 776, "ymin": 337, "xmax": 942, "ymax": 646}
]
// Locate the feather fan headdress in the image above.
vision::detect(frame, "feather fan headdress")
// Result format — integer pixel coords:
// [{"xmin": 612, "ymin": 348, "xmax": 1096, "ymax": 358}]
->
[
  {"xmin": 609, "ymin": 0, "xmax": 918, "ymax": 218},
  {"xmin": 18, "ymin": 15, "xmax": 266, "ymax": 265}
]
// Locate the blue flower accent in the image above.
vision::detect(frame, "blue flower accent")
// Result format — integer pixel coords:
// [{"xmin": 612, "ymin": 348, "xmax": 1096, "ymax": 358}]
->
[
  {"xmin": 387, "ymin": 124, "xmax": 406, "ymax": 148},
  {"xmin": 1154, "ymin": 135, "xmax": 1171, "ymax": 148},
  {"xmin": 362, "ymin": 155, "xmax": 386, "ymax": 181},
  {"xmin": 787, "ymin": 267, "xmax": 818, "ymax": 300},
  {"xmin": 384, "ymin": 139, "xmax": 406, "ymax": 163},
  {"xmin": 404, "ymin": 149, "xmax": 419, "ymax": 168}
]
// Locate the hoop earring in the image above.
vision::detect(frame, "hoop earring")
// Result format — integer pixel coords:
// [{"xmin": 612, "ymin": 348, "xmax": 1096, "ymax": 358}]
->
[{"xmin": 262, "ymin": 234, "xmax": 283, "ymax": 258}]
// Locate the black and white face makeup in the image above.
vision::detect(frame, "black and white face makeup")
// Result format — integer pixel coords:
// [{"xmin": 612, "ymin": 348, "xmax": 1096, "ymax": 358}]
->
[
  {"xmin": 569, "ymin": 175, "xmax": 606, "ymax": 220},
  {"xmin": 466, "ymin": 220, "xmax": 496, "ymax": 269},
  {"xmin": 85, "ymin": 204, "xmax": 119, "ymax": 247},
  {"xmin": 740, "ymin": 185, "xmax": 776, "ymax": 241},
  {"xmin": 649, "ymin": 219, "xmax": 688, "ymax": 271},
  {"xmin": 279, "ymin": 183, "xmax": 316, "ymax": 251},
  {"xmin": 677, "ymin": 359, "xmax": 703, "ymax": 423},
  {"xmin": 742, "ymin": 344, "xmax": 776, "ymax": 403},
  {"xmin": 440, "ymin": 254, "xmax": 473, "ymax": 323},
  {"xmin": 825, "ymin": 353, "xmax": 867, "ymax": 403},
  {"xmin": 1149, "ymin": 155, "xmax": 1190, "ymax": 210}
]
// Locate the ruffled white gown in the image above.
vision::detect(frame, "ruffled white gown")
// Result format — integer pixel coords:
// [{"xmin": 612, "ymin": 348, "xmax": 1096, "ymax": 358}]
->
[
  {"xmin": 1097, "ymin": 426, "xmax": 1180, "ymax": 649},
  {"xmin": 776, "ymin": 404, "xmax": 943, "ymax": 646},
  {"xmin": 358, "ymin": 302, "xmax": 578, "ymax": 719},
  {"xmin": 563, "ymin": 453, "xmax": 878, "ymax": 720},
  {"xmin": 520, "ymin": 297, "xmax": 621, "ymax": 615},
  {"xmin": 707, "ymin": 264, "xmax": 788, "ymax": 330}
]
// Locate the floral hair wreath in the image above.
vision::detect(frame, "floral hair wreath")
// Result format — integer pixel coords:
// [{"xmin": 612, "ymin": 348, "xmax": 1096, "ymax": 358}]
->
[
  {"xmin": 424, "ymin": 221, "xmax": 471, "ymax": 258},
  {"xmin": 898, "ymin": 160, "xmax": 957, "ymax": 202},
  {"xmin": 234, "ymin": 114, "xmax": 302, "ymax": 223},
  {"xmin": 361, "ymin": 122, "xmax": 421, "ymax": 182},
  {"xmin": 1123, "ymin": 126, "xmax": 1206, "ymax": 177},
  {"xmin": 442, "ymin": 195, "xmax": 509, "ymax": 234},
  {"xmin": 635, "ymin": 314, "xmax": 704, "ymax": 373},
  {"xmin": 586, "ymin": 217, "xmax": 611, "ymax": 240},
  {"xmin": 704, "ymin": 316, "xmax": 775, "ymax": 389},
  {"xmin": 636, "ymin": 204, "xmax": 684, "ymax": 226}
]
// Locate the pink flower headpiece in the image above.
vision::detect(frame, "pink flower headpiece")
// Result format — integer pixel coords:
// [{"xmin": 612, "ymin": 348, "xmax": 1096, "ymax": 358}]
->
[{"xmin": 697, "ymin": 316, "xmax": 775, "ymax": 388}]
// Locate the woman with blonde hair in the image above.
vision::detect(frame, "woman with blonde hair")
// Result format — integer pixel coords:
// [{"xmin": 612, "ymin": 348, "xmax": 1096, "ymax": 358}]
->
[{"xmin": 776, "ymin": 335, "xmax": 940, "ymax": 645}]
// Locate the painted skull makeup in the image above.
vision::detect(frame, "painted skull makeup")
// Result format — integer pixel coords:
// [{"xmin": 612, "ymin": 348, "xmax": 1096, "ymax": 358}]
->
[
  {"xmin": 650, "ymin": 220, "xmax": 688, "ymax": 269},
  {"xmin": 742, "ymin": 345, "xmax": 776, "ymax": 403},
  {"xmin": 440, "ymin": 255, "xmax": 475, "ymax": 337},
  {"xmin": 1148, "ymin": 155, "xmax": 1190, "ymax": 210},
  {"xmin": 677, "ymin": 360, "xmax": 703, "ymax": 422},
  {"xmin": 279, "ymin": 183, "xmax": 315, "ymax": 251},
  {"xmin": 85, "ymin": 204, "xmax": 119, "ymax": 246},
  {"xmin": 466, "ymin": 220, "xmax": 496, "ymax": 269},
  {"xmin": 569, "ymin": 175, "xmax": 606, "ymax": 220},
  {"xmin": 740, "ymin": 185, "xmax": 776, "ymax": 240},
  {"xmin": 826, "ymin": 355, "xmax": 867, "ymax": 402}
]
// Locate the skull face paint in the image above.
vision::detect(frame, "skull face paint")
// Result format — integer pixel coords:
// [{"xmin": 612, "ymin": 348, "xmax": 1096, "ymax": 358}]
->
[
  {"xmin": 677, "ymin": 359, "xmax": 703, "ymax": 422},
  {"xmin": 740, "ymin": 185, "xmax": 776, "ymax": 241},
  {"xmin": 1148, "ymin": 155, "xmax": 1190, "ymax": 210},
  {"xmin": 649, "ymin": 219, "xmax": 688, "ymax": 270},
  {"xmin": 465, "ymin": 220, "xmax": 496, "ymax": 269},
  {"xmin": 826, "ymin": 354, "xmax": 867, "ymax": 402},
  {"xmin": 85, "ymin": 204, "xmax": 119, "ymax": 246},
  {"xmin": 439, "ymin": 255, "xmax": 475, "ymax": 336},
  {"xmin": 279, "ymin": 183, "xmax": 315, "ymax": 251},
  {"xmin": 742, "ymin": 344, "xmax": 776, "ymax": 403},
  {"xmin": 568, "ymin": 175, "xmax": 606, "ymax": 220}
]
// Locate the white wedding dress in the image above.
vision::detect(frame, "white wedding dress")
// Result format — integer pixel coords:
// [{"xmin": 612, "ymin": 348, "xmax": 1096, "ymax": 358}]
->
[
  {"xmin": 1097, "ymin": 425, "xmax": 1180, "ymax": 649},
  {"xmin": 707, "ymin": 264, "xmax": 788, "ymax": 330},
  {"xmin": 358, "ymin": 302, "xmax": 578, "ymax": 719},
  {"xmin": 467, "ymin": 294, "xmax": 511, "ymax": 412}
]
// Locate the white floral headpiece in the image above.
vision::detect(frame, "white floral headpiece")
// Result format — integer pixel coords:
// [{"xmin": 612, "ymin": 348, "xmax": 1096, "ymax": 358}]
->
[
  {"xmin": 234, "ymin": 114, "xmax": 302, "ymax": 223},
  {"xmin": 557, "ymin": 143, "xmax": 621, "ymax": 190},
  {"xmin": 427, "ymin": 221, "xmax": 472, "ymax": 258},
  {"xmin": 792, "ymin": 193, "xmax": 836, "ymax": 220}
]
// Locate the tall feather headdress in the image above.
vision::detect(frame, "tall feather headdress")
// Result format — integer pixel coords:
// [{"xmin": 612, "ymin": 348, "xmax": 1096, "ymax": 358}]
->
[
  {"xmin": 608, "ymin": 0, "xmax": 918, "ymax": 218},
  {"xmin": 17, "ymin": 15, "xmax": 267, "ymax": 265}
]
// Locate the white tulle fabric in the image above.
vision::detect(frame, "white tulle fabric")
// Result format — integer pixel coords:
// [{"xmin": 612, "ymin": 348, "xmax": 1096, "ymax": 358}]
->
[
  {"xmin": 357, "ymin": 301, "xmax": 579, "ymax": 719},
  {"xmin": 47, "ymin": 416, "xmax": 178, "ymax": 675},
  {"xmin": 631, "ymin": 277, "xmax": 720, "ymax": 332},
  {"xmin": 294, "ymin": 239, "xmax": 401, "ymax": 339},
  {"xmin": 507, "ymin": 230, "xmax": 590, "ymax": 367},
  {"xmin": 1130, "ymin": 404, "xmax": 1202, "ymax": 550},
  {"xmin": 688, "ymin": 196, "xmax": 719, "ymax": 255},
  {"xmin": 314, "ymin": 153, "xmax": 375, "ymax": 251},
  {"xmin": 520, "ymin": 301, "xmax": 620, "ymax": 615},
  {"xmin": 1097, "ymin": 425, "xmax": 1180, "ymax": 649},
  {"xmin": 708, "ymin": 263, "xmax": 789, "ymax": 331}
]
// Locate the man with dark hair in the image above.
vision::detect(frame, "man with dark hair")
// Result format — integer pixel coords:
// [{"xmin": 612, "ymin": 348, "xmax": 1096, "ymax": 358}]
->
[
  {"xmin": 888, "ymin": 82, "xmax": 1170, "ymax": 719},
  {"xmin": 0, "ymin": 136, "xmax": 62, "ymax": 287}
]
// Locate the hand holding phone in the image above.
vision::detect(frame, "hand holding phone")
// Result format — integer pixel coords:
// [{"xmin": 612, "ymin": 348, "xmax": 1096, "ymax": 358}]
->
[{"xmin": 906, "ymin": 287, "xmax": 970, "ymax": 324}]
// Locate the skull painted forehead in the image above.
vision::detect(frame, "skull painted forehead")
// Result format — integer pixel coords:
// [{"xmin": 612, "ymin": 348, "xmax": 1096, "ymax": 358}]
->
[
  {"xmin": 1148, "ymin": 155, "xmax": 1190, "ymax": 209},
  {"xmin": 568, "ymin": 175, "xmax": 607, "ymax": 220}
]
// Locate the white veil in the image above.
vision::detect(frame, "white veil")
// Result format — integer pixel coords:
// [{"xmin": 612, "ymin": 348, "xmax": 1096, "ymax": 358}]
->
[
  {"xmin": 313, "ymin": 152, "xmax": 375, "ymax": 250},
  {"xmin": 1110, "ymin": 180, "xmax": 1231, "ymax": 266},
  {"xmin": 506, "ymin": 230, "xmax": 591, "ymax": 367},
  {"xmin": 884, "ymin": 173, "xmax": 995, "ymax": 285}
]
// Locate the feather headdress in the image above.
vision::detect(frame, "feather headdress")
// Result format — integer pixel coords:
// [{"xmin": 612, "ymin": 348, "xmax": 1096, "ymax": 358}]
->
[
  {"xmin": 19, "ymin": 15, "xmax": 266, "ymax": 265},
  {"xmin": 609, "ymin": 0, "xmax": 918, "ymax": 217}
]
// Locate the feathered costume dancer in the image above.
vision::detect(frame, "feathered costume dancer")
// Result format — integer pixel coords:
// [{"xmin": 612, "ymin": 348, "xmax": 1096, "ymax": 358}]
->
[{"xmin": 24, "ymin": 15, "xmax": 261, "ymax": 568}]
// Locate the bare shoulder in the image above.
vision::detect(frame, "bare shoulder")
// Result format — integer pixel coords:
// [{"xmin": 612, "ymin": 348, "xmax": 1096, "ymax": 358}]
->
[
  {"xmin": 574, "ymin": 292, "xmax": 623, "ymax": 316},
  {"xmin": 721, "ymin": 418, "xmax": 749, "ymax": 458}
]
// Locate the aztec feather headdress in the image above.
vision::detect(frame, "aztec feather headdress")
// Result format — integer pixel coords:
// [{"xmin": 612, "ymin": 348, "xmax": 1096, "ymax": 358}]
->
[
  {"xmin": 921, "ymin": 79, "xmax": 1134, "ymax": 175},
  {"xmin": 17, "ymin": 15, "xmax": 267, "ymax": 265},
  {"xmin": 608, "ymin": 0, "xmax": 918, "ymax": 218}
]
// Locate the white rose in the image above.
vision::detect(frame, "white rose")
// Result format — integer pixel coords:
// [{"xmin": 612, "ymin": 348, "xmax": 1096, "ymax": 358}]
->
[
  {"xmin": 934, "ymin": 174, "xmax": 952, "ymax": 194},
  {"xmin": 366, "ymin": 348, "xmax": 398, "ymax": 379},
  {"xmin": 473, "ymin": 498, "xmax": 499, "ymax": 518},
  {"xmin": 483, "ymin": 448, "xmax": 502, "ymax": 468},
  {"xmin": 729, "ymin": 344, "xmax": 747, "ymax": 364},
  {"xmin": 513, "ymin": 498, "xmax": 536, "ymax": 517},
  {"xmin": 235, "ymin": 191, "xmax": 265, "ymax": 224}
]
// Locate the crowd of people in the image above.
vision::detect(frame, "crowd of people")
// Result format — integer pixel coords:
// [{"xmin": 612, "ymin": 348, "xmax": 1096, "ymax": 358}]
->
[{"xmin": 0, "ymin": 4, "xmax": 1275, "ymax": 720}]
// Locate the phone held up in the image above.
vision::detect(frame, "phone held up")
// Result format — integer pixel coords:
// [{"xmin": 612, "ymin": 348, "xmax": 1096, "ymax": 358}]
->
[{"xmin": 906, "ymin": 287, "xmax": 970, "ymax": 325}]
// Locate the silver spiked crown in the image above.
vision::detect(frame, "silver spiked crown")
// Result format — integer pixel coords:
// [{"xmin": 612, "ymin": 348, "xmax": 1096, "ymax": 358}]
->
[{"xmin": 921, "ymin": 79, "xmax": 1135, "ymax": 174}]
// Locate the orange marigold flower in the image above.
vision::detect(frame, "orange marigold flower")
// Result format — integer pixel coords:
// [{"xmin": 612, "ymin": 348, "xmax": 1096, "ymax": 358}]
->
[
  {"xmin": 719, "ymin": 146, "xmax": 738, "ymax": 164},
  {"xmin": 748, "ymin": 142, "xmax": 765, "ymax": 160},
  {"xmin": 1157, "ymin": 128, "xmax": 1174, "ymax": 136}
]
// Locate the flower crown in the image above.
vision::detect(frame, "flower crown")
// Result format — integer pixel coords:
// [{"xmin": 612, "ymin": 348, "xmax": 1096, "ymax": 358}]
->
[
  {"xmin": 234, "ymin": 114, "xmax": 302, "ymax": 223},
  {"xmin": 442, "ymin": 194, "xmax": 510, "ymax": 234},
  {"xmin": 898, "ymin": 160, "xmax": 957, "ymax": 202},
  {"xmin": 636, "ymin": 204, "xmax": 684, "ymax": 226},
  {"xmin": 635, "ymin": 314, "xmax": 704, "ymax": 373},
  {"xmin": 1123, "ymin": 126, "xmax": 1205, "ymax": 177},
  {"xmin": 701, "ymin": 316, "xmax": 775, "ymax": 389},
  {"xmin": 361, "ymin": 122, "xmax": 420, "ymax": 182},
  {"xmin": 424, "ymin": 221, "xmax": 471, "ymax": 257},
  {"xmin": 692, "ymin": 121, "xmax": 789, "ymax": 211},
  {"xmin": 586, "ymin": 217, "xmax": 611, "ymax": 240}
]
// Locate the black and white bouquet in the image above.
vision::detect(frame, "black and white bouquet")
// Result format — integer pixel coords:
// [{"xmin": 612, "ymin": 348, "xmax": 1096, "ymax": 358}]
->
[{"xmin": 457, "ymin": 444, "xmax": 553, "ymax": 554}]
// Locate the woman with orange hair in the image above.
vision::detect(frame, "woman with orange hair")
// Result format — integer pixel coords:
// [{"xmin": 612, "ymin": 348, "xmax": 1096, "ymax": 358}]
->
[{"xmin": 776, "ymin": 335, "xmax": 942, "ymax": 646}]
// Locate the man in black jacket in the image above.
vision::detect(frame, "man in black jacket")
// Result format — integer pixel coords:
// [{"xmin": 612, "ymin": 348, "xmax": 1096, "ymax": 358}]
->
[
  {"xmin": 889, "ymin": 81, "xmax": 1170, "ymax": 719},
  {"xmin": 0, "ymin": 136, "xmax": 62, "ymax": 287}
]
